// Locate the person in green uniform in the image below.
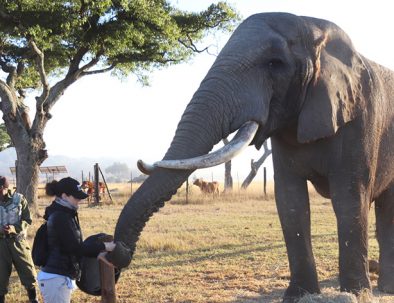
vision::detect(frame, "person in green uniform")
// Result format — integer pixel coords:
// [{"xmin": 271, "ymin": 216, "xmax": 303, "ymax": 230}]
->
[{"xmin": 0, "ymin": 176, "xmax": 38, "ymax": 303}]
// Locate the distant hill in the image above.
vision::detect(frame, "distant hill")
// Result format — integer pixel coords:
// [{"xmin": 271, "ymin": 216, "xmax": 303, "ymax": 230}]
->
[{"xmin": 0, "ymin": 148, "xmax": 141, "ymax": 182}]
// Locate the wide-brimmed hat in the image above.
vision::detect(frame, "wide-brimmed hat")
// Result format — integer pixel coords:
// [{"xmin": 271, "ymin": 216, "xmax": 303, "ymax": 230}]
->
[{"xmin": 58, "ymin": 177, "xmax": 89, "ymax": 199}]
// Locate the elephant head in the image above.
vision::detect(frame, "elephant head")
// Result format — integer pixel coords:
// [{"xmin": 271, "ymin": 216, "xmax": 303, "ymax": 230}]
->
[{"xmin": 109, "ymin": 12, "xmax": 368, "ymax": 278}]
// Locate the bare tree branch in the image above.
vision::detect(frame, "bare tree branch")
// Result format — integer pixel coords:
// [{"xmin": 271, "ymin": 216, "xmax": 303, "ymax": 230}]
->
[
  {"xmin": 68, "ymin": 47, "xmax": 89, "ymax": 75},
  {"xmin": 0, "ymin": 59, "xmax": 17, "ymax": 87},
  {"xmin": 0, "ymin": 79, "xmax": 18, "ymax": 119},
  {"xmin": 28, "ymin": 39, "xmax": 50, "ymax": 106},
  {"xmin": 0, "ymin": 59, "xmax": 14, "ymax": 74},
  {"xmin": 241, "ymin": 140, "xmax": 272, "ymax": 189},
  {"xmin": 178, "ymin": 34, "xmax": 209, "ymax": 53},
  {"xmin": 222, "ymin": 138, "xmax": 233, "ymax": 192},
  {"xmin": 38, "ymin": 76, "xmax": 78, "ymax": 117},
  {"xmin": 16, "ymin": 61, "xmax": 25, "ymax": 76},
  {"xmin": 0, "ymin": 8, "xmax": 17, "ymax": 24},
  {"xmin": 81, "ymin": 65, "xmax": 115, "ymax": 76},
  {"xmin": 18, "ymin": 88, "xmax": 26, "ymax": 100},
  {"xmin": 251, "ymin": 141, "xmax": 272, "ymax": 169},
  {"xmin": 79, "ymin": 55, "xmax": 101, "ymax": 72}
]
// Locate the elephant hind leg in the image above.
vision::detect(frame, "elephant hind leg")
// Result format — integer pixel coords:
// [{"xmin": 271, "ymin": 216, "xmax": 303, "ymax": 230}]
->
[{"xmin": 375, "ymin": 187, "xmax": 394, "ymax": 293}]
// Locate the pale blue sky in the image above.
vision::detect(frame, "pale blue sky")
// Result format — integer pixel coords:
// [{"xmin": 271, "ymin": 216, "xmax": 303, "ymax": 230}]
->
[{"xmin": 36, "ymin": 0, "xmax": 393, "ymax": 181}]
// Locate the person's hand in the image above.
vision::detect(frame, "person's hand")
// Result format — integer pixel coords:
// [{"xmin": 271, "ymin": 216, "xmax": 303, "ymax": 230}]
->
[
  {"xmin": 104, "ymin": 241, "xmax": 116, "ymax": 252},
  {"xmin": 97, "ymin": 252, "xmax": 115, "ymax": 267},
  {"xmin": 3, "ymin": 225, "xmax": 16, "ymax": 235}
]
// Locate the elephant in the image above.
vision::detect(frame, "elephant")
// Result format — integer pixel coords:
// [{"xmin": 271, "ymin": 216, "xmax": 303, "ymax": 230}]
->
[{"xmin": 108, "ymin": 12, "xmax": 394, "ymax": 303}]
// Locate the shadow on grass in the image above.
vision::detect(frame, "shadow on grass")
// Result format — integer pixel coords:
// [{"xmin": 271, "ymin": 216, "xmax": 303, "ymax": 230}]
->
[
  {"xmin": 134, "ymin": 241, "xmax": 286, "ymax": 269},
  {"xmin": 228, "ymin": 276, "xmax": 394, "ymax": 303},
  {"xmin": 232, "ymin": 286, "xmax": 285, "ymax": 303},
  {"xmin": 133, "ymin": 230, "xmax": 338, "ymax": 270}
]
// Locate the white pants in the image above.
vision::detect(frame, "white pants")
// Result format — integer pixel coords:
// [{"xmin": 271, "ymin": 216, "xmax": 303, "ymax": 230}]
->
[{"xmin": 39, "ymin": 276, "xmax": 74, "ymax": 303}]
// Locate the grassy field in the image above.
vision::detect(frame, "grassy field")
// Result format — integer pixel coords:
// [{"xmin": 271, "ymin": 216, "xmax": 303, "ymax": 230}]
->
[{"xmin": 5, "ymin": 182, "xmax": 394, "ymax": 302}]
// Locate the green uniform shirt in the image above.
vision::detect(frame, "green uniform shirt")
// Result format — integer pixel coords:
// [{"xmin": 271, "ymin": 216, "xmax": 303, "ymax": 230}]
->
[
  {"xmin": 0, "ymin": 190, "xmax": 36, "ymax": 295},
  {"xmin": 0, "ymin": 190, "xmax": 32, "ymax": 236}
]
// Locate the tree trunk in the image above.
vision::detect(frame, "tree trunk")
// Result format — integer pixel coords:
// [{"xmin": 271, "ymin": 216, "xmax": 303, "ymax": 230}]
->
[
  {"xmin": 241, "ymin": 140, "xmax": 271, "ymax": 189},
  {"xmin": 0, "ymin": 89, "xmax": 49, "ymax": 210},
  {"xmin": 15, "ymin": 157, "xmax": 40, "ymax": 213},
  {"xmin": 223, "ymin": 139, "xmax": 233, "ymax": 192},
  {"xmin": 1, "ymin": 67, "xmax": 75, "ymax": 209},
  {"xmin": 224, "ymin": 160, "xmax": 233, "ymax": 192},
  {"xmin": 14, "ymin": 138, "xmax": 47, "ymax": 211}
]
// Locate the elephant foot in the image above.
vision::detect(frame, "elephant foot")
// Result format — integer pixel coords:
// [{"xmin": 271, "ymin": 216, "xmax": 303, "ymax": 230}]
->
[
  {"xmin": 282, "ymin": 285, "xmax": 320, "ymax": 303},
  {"xmin": 282, "ymin": 296, "xmax": 300, "ymax": 303},
  {"xmin": 286, "ymin": 290, "xmax": 373, "ymax": 303},
  {"xmin": 378, "ymin": 276, "xmax": 394, "ymax": 293},
  {"xmin": 377, "ymin": 262, "xmax": 394, "ymax": 293}
]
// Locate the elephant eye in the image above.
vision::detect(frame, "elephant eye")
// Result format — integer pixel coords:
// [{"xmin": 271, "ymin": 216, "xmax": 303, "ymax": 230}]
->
[{"xmin": 267, "ymin": 58, "xmax": 284, "ymax": 69}]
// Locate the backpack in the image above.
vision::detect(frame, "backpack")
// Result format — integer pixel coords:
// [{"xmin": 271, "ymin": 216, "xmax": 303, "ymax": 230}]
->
[{"xmin": 31, "ymin": 222, "xmax": 49, "ymax": 267}]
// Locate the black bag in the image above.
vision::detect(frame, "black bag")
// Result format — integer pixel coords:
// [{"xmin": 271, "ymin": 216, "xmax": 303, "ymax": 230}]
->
[
  {"xmin": 31, "ymin": 222, "xmax": 49, "ymax": 267},
  {"xmin": 76, "ymin": 233, "xmax": 121, "ymax": 296}
]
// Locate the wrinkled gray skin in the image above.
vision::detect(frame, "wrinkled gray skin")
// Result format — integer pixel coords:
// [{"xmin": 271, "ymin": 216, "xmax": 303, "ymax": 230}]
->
[{"xmin": 111, "ymin": 13, "xmax": 394, "ymax": 302}]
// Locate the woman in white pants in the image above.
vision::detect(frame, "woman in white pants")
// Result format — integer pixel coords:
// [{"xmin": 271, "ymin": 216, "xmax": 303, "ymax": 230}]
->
[{"xmin": 37, "ymin": 178, "xmax": 115, "ymax": 303}]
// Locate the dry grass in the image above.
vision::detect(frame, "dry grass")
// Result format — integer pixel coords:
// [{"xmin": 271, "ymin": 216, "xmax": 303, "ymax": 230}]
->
[{"xmin": 5, "ymin": 181, "xmax": 394, "ymax": 302}]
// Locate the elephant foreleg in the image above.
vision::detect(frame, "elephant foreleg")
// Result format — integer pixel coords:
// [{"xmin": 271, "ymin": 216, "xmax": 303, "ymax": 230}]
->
[
  {"xmin": 330, "ymin": 179, "xmax": 371, "ymax": 294},
  {"xmin": 274, "ymin": 169, "xmax": 319, "ymax": 301},
  {"xmin": 375, "ymin": 187, "xmax": 394, "ymax": 293}
]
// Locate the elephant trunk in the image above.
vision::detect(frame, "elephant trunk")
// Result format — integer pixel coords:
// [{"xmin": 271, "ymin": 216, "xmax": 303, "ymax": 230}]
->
[
  {"xmin": 112, "ymin": 168, "xmax": 191, "ymax": 266},
  {"xmin": 112, "ymin": 91, "xmax": 229, "ymax": 267}
]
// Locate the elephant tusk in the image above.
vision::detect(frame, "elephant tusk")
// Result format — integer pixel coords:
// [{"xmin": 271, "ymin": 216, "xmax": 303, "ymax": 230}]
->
[
  {"xmin": 137, "ymin": 121, "xmax": 259, "ymax": 174},
  {"xmin": 137, "ymin": 160, "xmax": 155, "ymax": 175}
]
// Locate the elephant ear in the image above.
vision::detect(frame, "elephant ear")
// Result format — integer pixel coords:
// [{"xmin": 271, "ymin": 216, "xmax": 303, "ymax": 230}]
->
[{"xmin": 297, "ymin": 22, "xmax": 367, "ymax": 143}]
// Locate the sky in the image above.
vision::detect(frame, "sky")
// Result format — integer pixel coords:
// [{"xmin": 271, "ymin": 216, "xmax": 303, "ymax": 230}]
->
[{"xmin": 28, "ymin": 0, "xmax": 394, "ymax": 182}]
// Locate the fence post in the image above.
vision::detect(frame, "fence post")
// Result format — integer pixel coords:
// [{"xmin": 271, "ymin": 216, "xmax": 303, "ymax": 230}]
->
[
  {"xmin": 98, "ymin": 166, "xmax": 113, "ymax": 204},
  {"xmin": 186, "ymin": 178, "xmax": 189, "ymax": 204},
  {"xmin": 99, "ymin": 260, "xmax": 116, "ymax": 303},
  {"xmin": 94, "ymin": 163, "xmax": 100, "ymax": 204},
  {"xmin": 263, "ymin": 167, "xmax": 267, "ymax": 198}
]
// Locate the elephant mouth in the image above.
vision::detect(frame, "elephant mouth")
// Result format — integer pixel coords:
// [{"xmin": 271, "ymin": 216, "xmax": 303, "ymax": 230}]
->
[{"xmin": 138, "ymin": 121, "xmax": 259, "ymax": 174}]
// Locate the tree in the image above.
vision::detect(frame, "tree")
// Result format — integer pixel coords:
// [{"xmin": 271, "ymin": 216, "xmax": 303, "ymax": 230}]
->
[
  {"xmin": 0, "ymin": 1, "xmax": 239, "ymax": 206},
  {"xmin": 0, "ymin": 123, "xmax": 12, "ymax": 151},
  {"xmin": 222, "ymin": 138, "xmax": 233, "ymax": 192},
  {"xmin": 105, "ymin": 162, "xmax": 130, "ymax": 182},
  {"xmin": 241, "ymin": 140, "xmax": 272, "ymax": 189}
]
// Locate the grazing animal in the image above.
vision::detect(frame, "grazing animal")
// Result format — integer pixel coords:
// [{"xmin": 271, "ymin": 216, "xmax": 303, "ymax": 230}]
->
[
  {"xmin": 193, "ymin": 178, "xmax": 219, "ymax": 194},
  {"xmin": 81, "ymin": 180, "xmax": 105, "ymax": 202}
]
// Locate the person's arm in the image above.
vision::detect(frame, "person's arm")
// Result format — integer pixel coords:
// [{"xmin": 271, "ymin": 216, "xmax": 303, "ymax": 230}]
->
[
  {"xmin": 53, "ymin": 213, "xmax": 105, "ymax": 257},
  {"xmin": 81, "ymin": 240, "xmax": 106, "ymax": 258}
]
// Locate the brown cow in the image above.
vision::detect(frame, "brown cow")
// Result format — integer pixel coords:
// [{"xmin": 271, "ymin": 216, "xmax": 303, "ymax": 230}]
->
[
  {"xmin": 81, "ymin": 180, "xmax": 105, "ymax": 202},
  {"xmin": 193, "ymin": 178, "xmax": 219, "ymax": 194}
]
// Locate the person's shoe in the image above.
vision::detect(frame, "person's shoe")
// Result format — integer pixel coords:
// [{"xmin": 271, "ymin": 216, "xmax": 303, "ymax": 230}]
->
[{"xmin": 26, "ymin": 288, "xmax": 38, "ymax": 303}]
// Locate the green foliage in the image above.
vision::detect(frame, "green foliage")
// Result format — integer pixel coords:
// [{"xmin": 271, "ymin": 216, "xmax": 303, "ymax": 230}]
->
[
  {"xmin": 0, "ymin": 123, "xmax": 12, "ymax": 151},
  {"xmin": 0, "ymin": 0, "xmax": 240, "ymax": 88}
]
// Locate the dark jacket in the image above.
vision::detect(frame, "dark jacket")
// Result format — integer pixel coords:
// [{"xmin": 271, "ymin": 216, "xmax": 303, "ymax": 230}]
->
[{"xmin": 41, "ymin": 201, "xmax": 105, "ymax": 279}]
